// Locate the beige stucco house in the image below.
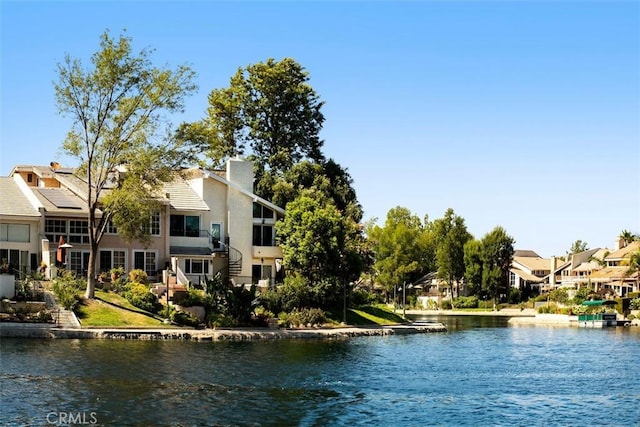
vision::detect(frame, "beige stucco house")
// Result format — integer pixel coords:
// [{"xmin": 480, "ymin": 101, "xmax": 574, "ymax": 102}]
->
[{"xmin": 4, "ymin": 158, "xmax": 284, "ymax": 289}]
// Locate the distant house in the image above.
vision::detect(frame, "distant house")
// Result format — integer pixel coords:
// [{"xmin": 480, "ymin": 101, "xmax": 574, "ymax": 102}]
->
[
  {"xmin": 4, "ymin": 158, "xmax": 285, "ymax": 289},
  {"xmin": 509, "ymin": 250, "xmax": 551, "ymax": 293},
  {"xmin": 588, "ymin": 241, "xmax": 640, "ymax": 297}
]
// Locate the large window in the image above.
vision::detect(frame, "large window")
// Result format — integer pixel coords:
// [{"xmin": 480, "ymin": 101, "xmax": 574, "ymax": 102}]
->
[
  {"xmin": 170, "ymin": 215, "xmax": 200, "ymax": 237},
  {"xmin": 253, "ymin": 225, "xmax": 274, "ymax": 246},
  {"xmin": 0, "ymin": 223, "xmax": 30, "ymax": 242},
  {"xmin": 185, "ymin": 259, "xmax": 210, "ymax": 275},
  {"xmin": 99, "ymin": 250, "xmax": 126, "ymax": 272},
  {"xmin": 252, "ymin": 264, "xmax": 272, "ymax": 285},
  {"xmin": 253, "ymin": 203, "xmax": 274, "ymax": 219},
  {"xmin": 69, "ymin": 251, "xmax": 89, "ymax": 276},
  {"xmin": 69, "ymin": 220, "xmax": 89, "ymax": 244},
  {"xmin": 0, "ymin": 249, "xmax": 28, "ymax": 274},
  {"xmin": 134, "ymin": 251, "xmax": 157, "ymax": 277},
  {"xmin": 149, "ymin": 212, "xmax": 161, "ymax": 236},
  {"xmin": 45, "ymin": 219, "xmax": 67, "ymax": 243}
]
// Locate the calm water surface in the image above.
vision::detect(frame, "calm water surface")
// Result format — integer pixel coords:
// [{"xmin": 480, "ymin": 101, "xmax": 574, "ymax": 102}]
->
[{"xmin": 1, "ymin": 317, "xmax": 639, "ymax": 426}]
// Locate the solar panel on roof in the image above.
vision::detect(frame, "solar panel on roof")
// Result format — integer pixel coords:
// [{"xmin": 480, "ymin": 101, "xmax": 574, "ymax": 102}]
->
[{"xmin": 38, "ymin": 188, "xmax": 84, "ymax": 209}]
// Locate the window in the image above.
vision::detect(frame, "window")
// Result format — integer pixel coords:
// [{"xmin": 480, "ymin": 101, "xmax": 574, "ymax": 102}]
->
[
  {"xmin": 106, "ymin": 220, "xmax": 118, "ymax": 234},
  {"xmin": 170, "ymin": 215, "xmax": 200, "ymax": 237},
  {"xmin": 27, "ymin": 173, "xmax": 33, "ymax": 183},
  {"xmin": 252, "ymin": 264, "xmax": 272, "ymax": 284},
  {"xmin": 45, "ymin": 219, "xmax": 67, "ymax": 243},
  {"xmin": 185, "ymin": 259, "xmax": 209, "ymax": 275},
  {"xmin": 69, "ymin": 251, "xmax": 89, "ymax": 276},
  {"xmin": 134, "ymin": 251, "xmax": 157, "ymax": 277},
  {"xmin": 253, "ymin": 225, "xmax": 274, "ymax": 246},
  {"xmin": 99, "ymin": 250, "xmax": 126, "ymax": 272},
  {"xmin": 69, "ymin": 220, "xmax": 89, "ymax": 244},
  {"xmin": 149, "ymin": 212, "xmax": 160, "ymax": 236},
  {"xmin": 141, "ymin": 212, "xmax": 161, "ymax": 236},
  {"xmin": 253, "ymin": 203, "xmax": 274, "ymax": 219},
  {"xmin": 0, "ymin": 223, "xmax": 30, "ymax": 242},
  {"xmin": 509, "ymin": 271, "xmax": 516, "ymax": 288},
  {"xmin": 211, "ymin": 223, "xmax": 223, "ymax": 249},
  {"xmin": 0, "ymin": 249, "xmax": 28, "ymax": 275}
]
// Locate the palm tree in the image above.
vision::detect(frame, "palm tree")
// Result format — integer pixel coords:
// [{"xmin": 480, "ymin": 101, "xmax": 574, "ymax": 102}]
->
[
  {"xmin": 624, "ymin": 250, "xmax": 640, "ymax": 293},
  {"xmin": 619, "ymin": 230, "xmax": 639, "ymax": 247}
]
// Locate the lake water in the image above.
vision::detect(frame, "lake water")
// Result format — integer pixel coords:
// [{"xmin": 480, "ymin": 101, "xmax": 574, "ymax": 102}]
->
[{"xmin": 1, "ymin": 317, "xmax": 639, "ymax": 426}]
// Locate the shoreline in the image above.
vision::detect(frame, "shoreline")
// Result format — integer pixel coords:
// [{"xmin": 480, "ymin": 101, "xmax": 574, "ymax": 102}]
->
[{"xmin": 0, "ymin": 322, "xmax": 447, "ymax": 341}]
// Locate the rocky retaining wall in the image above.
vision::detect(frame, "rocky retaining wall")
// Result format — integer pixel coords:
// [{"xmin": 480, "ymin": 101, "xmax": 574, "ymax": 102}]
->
[{"xmin": 0, "ymin": 323, "xmax": 446, "ymax": 341}]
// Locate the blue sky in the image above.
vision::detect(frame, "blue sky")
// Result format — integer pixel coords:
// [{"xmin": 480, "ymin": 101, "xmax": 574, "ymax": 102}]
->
[{"xmin": 1, "ymin": 1, "xmax": 639, "ymax": 258}]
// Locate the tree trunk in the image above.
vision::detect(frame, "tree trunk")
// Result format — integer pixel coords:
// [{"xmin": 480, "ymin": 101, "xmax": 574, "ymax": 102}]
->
[{"xmin": 85, "ymin": 247, "xmax": 97, "ymax": 299}]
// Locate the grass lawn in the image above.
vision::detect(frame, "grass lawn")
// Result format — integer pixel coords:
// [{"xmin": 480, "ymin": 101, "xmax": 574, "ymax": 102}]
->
[
  {"xmin": 75, "ymin": 290, "xmax": 169, "ymax": 328},
  {"xmin": 327, "ymin": 304, "xmax": 406, "ymax": 326}
]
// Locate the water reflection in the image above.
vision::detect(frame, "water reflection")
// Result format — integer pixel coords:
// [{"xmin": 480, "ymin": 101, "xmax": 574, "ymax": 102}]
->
[
  {"xmin": 2, "ymin": 322, "xmax": 640, "ymax": 426},
  {"xmin": 407, "ymin": 314, "xmax": 511, "ymax": 330}
]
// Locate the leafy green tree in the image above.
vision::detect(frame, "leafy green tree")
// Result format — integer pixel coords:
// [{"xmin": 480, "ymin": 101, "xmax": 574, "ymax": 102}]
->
[
  {"xmin": 368, "ymin": 207, "xmax": 427, "ymax": 300},
  {"xmin": 549, "ymin": 288, "xmax": 569, "ymax": 305},
  {"xmin": 479, "ymin": 226, "xmax": 515, "ymax": 305},
  {"xmin": 567, "ymin": 240, "xmax": 589, "ymax": 256},
  {"xmin": 463, "ymin": 239, "xmax": 484, "ymax": 297},
  {"xmin": 270, "ymin": 159, "xmax": 363, "ymax": 223},
  {"xmin": 54, "ymin": 30, "xmax": 197, "ymax": 298},
  {"xmin": 431, "ymin": 209, "xmax": 472, "ymax": 302},
  {"xmin": 276, "ymin": 192, "xmax": 361, "ymax": 309},
  {"xmin": 179, "ymin": 57, "xmax": 325, "ymax": 176}
]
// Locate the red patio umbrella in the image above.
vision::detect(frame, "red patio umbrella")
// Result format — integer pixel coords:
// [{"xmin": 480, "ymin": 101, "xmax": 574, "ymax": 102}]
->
[{"xmin": 56, "ymin": 236, "xmax": 73, "ymax": 266}]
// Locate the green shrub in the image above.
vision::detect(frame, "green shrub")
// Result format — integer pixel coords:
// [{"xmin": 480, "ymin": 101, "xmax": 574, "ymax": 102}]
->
[
  {"xmin": 538, "ymin": 303, "xmax": 558, "ymax": 314},
  {"xmin": 207, "ymin": 312, "xmax": 237, "ymax": 328},
  {"xmin": 173, "ymin": 289, "xmax": 205, "ymax": 307},
  {"xmin": 279, "ymin": 308, "xmax": 326, "ymax": 328},
  {"xmin": 52, "ymin": 271, "xmax": 83, "ymax": 310},
  {"xmin": 351, "ymin": 288, "xmax": 379, "ymax": 307},
  {"xmin": 441, "ymin": 299, "xmax": 452, "ymax": 310},
  {"xmin": 627, "ymin": 314, "xmax": 636, "ymax": 321},
  {"xmin": 171, "ymin": 310, "xmax": 200, "ymax": 327},
  {"xmin": 128, "ymin": 269, "xmax": 148, "ymax": 284},
  {"xmin": 124, "ymin": 283, "xmax": 159, "ymax": 313},
  {"xmin": 630, "ymin": 298, "xmax": 640, "ymax": 310},
  {"xmin": 454, "ymin": 296, "xmax": 479, "ymax": 309}
]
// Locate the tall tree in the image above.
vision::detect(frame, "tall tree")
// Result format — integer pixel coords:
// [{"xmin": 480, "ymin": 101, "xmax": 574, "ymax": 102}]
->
[
  {"xmin": 480, "ymin": 226, "xmax": 515, "ymax": 305},
  {"xmin": 54, "ymin": 30, "xmax": 197, "ymax": 298},
  {"xmin": 431, "ymin": 209, "xmax": 472, "ymax": 302},
  {"xmin": 270, "ymin": 159, "xmax": 362, "ymax": 223},
  {"xmin": 463, "ymin": 239, "xmax": 484, "ymax": 297},
  {"xmin": 567, "ymin": 240, "xmax": 589, "ymax": 256},
  {"xmin": 368, "ymin": 207, "xmax": 427, "ymax": 300},
  {"xmin": 178, "ymin": 57, "xmax": 325, "ymax": 179},
  {"xmin": 275, "ymin": 191, "xmax": 361, "ymax": 308}
]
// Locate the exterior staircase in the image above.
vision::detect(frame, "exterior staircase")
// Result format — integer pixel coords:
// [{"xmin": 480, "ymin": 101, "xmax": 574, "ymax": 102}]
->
[
  {"xmin": 45, "ymin": 291, "xmax": 80, "ymax": 328},
  {"xmin": 228, "ymin": 246, "xmax": 242, "ymax": 276}
]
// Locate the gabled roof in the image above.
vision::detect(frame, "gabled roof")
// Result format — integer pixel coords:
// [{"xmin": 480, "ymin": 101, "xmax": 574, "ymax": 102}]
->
[
  {"xmin": 513, "ymin": 256, "xmax": 551, "ymax": 272},
  {"xmin": 514, "ymin": 250, "xmax": 541, "ymax": 257},
  {"xmin": 163, "ymin": 179, "xmax": 210, "ymax": 211},
  {"xmin": 0, "ymin": 177, "xmax": 40, "ymax": 218},
  {"xmin": 201, "ymin": 169, "xmax": 285, "ymax": 215},
  {"xmin": 589, "ymin": 266, "xmax": 638, "ymax": 281},
  {"xmin": 605, "ymin": 241, "xmax": 640, "ymax": 260},
  {"xmin": 31, "ymin": 187, "xmax": 90, "ymax": 215},
  {"xmin": 510, "ymin": 268, "xmax": 545, "ymax": 283}
]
